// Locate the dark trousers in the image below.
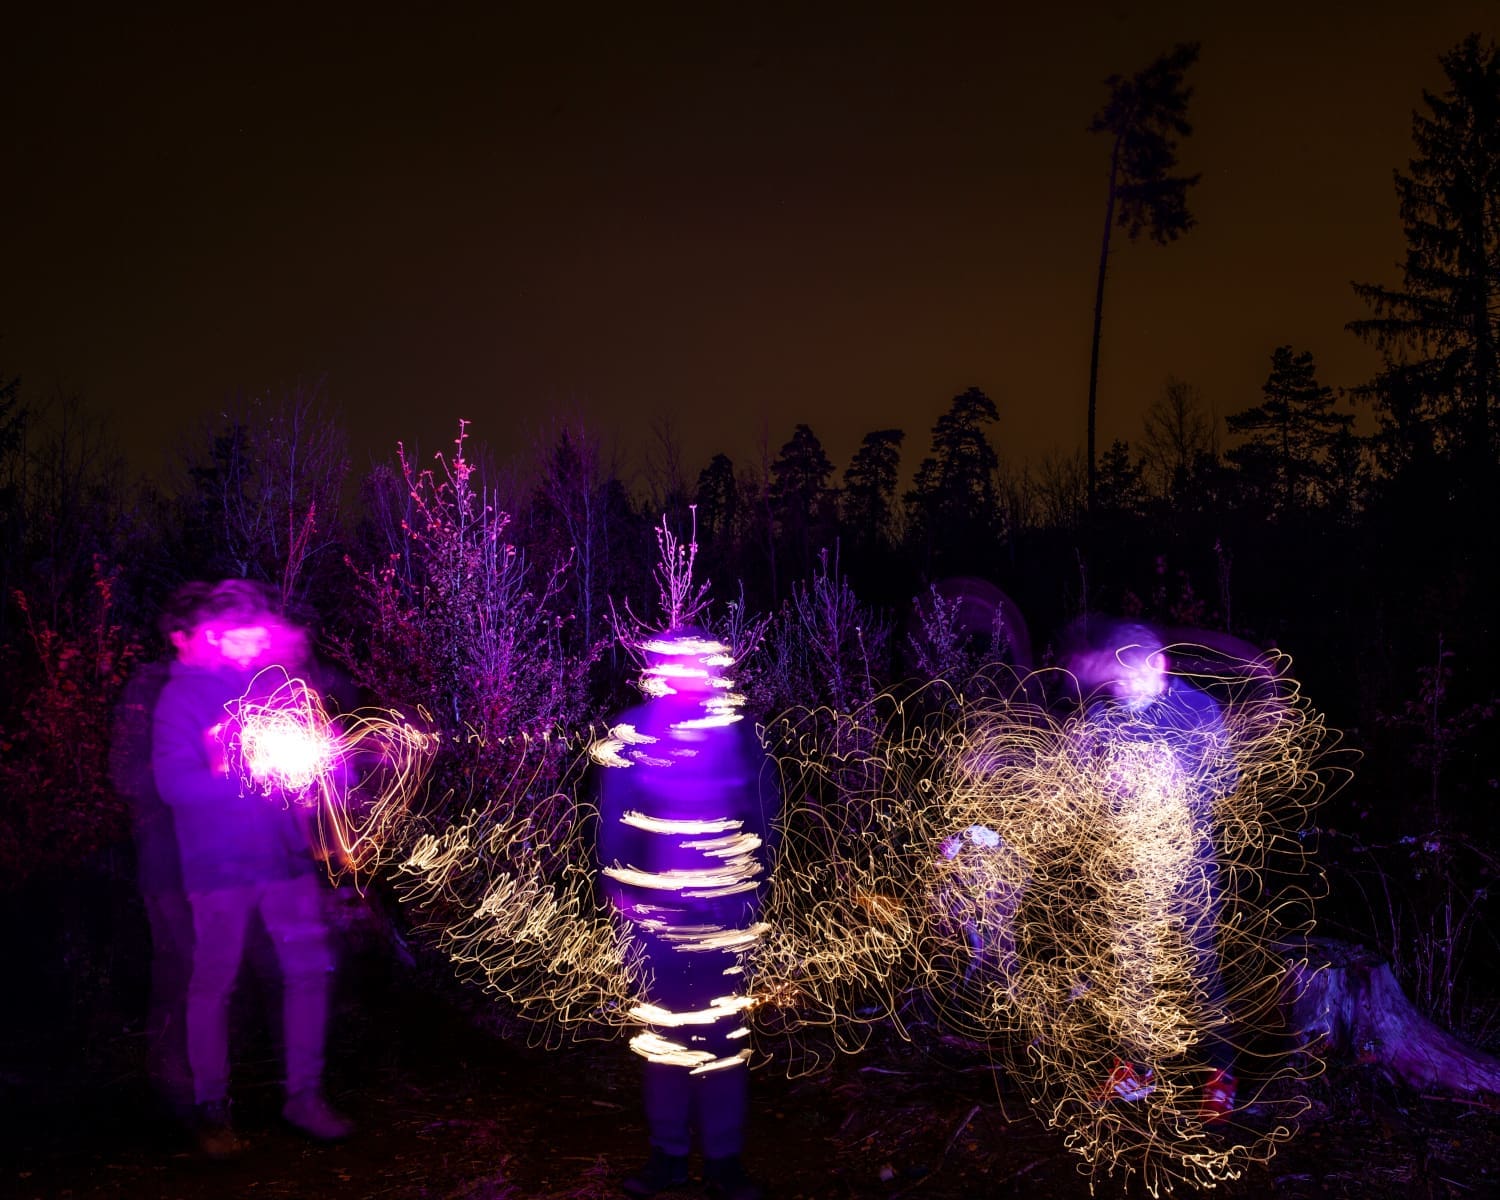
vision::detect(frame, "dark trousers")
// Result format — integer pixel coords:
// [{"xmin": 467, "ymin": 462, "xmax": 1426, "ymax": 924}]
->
[
  {"xmin": 634, "ymin": 932, "xmax": 750, "ymax": 1160},
  {"xmin": 184, "ymin": 874, "xmax": 334, "ymax": 1105}
]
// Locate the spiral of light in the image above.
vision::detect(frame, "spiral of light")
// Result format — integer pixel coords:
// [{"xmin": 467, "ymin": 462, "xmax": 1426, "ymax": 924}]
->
[{"xmin": 227, "ymin": 666, "xmax": 441, "ymax": 880}]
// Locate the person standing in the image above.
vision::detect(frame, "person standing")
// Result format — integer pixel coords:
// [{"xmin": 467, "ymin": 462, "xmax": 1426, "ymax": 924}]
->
[
  {"xmin": 1066, "ymin": 622, "xmax": 1239, "ymax": 1120},
  {"xmin": 596, "ymin": 629, "xmax": 779, "ymax": 1200},
  {"xmin": 151, "ymin": 580, "xmax": 353, "ymax": 1154}
]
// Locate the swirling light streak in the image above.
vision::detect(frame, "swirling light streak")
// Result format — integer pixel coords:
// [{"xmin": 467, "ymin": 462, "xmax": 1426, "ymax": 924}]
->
[
  {"xmin": 390, "ymin": 739, "xmax": 646, "ymax": 1045},
  {"xmin": 630, "ymin": 994, "xmax": 758, "ymax": 1026},
  {"xmin": 601, "ymin": 863, "xmax": 763, "ymax": 898},
  {"xmin": 335, "ymin": 640, "xmax": 1340, "ymax": 1195},
  {"xmin": 233, "ymin": 672, "xmax": 342, "ymax": 800},
  {"xmin": 225, "ymin": 666, "xmax": 440, "ymax": 879},
  {"xmin": 622, "ymin": 811, "xmax": 743, "ymax": 835},
  {"xmin": 656, "ymin": 921, "xmax": 772, "ymax": 954},
  {"xmin": 627, "ymin": 1032, "xmax": 752, "ymax": 1073},
  {"xmin": 750, "ymin": 651, "xmax": 1342, "ymax": 1195}
]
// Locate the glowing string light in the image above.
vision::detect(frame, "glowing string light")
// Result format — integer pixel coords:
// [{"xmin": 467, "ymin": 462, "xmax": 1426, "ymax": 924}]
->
[
  {"xmin": 750, "ymin": 651, "xmax": 1344, "ymax": 1195},
  {"xmin": 362, "ymin": 640, "xmax": 1343, "ymax": 1196},
  {"xmin": 226, "ymin": 666, "xmax": 441, "ymax": 882}
]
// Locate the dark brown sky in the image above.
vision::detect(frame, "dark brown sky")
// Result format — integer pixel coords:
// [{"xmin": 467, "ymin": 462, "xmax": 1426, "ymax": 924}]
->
[{"xmin": 4, "ymin": 2, "xmax": 1496, "ymax": 487}]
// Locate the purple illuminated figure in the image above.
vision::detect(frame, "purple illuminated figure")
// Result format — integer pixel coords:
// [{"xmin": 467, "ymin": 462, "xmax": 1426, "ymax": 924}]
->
[
  {"xmin": 150, "ymin": 580, "xmax": 353, "ymax": 1154},
  {"xmin": 596, "ymin": 630, "xmax": 779, "ymax": 1200},
  {"xmin": 1066, "ymin": 621, "xmax": 1239, "ymax": 1118}
]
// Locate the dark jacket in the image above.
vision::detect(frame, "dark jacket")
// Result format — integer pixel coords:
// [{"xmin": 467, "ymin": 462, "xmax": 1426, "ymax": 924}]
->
[{"xmin": 151, "ymin": 662, "xmax": 316, "ymax": 893}]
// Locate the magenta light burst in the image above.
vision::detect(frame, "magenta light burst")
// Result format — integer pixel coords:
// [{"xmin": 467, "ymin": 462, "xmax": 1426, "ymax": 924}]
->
[{"xmin": 226, "ymin": 666, "xmax": 441, "ymax": 882}]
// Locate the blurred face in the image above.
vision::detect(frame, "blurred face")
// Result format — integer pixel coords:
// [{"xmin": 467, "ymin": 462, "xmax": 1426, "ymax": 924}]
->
[
  {"xmin": 212, "ymin": 623, "xmax": 274, "ymax": 668},
  {"xmin": 170, "ymin": 622, "xmax": 221, "ymax": 669},
  {"xmin": 640, "ymin": 635, "xmax": 732, "ymax": 696},
  {"xmin": 1105, "ymin": 642, "xmax": 1168, "ymax": 708},
  {"xmin": 174, "ymin": 613, "xmax": 300, "ymax": 671}
]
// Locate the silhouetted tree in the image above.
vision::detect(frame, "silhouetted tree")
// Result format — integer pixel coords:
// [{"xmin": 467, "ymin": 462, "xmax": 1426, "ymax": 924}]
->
[
  {"xmin": 841, "ymin": 428, "xmax": 905, "ymax": 551},
  {"xmin": 6, "ymin": 391, "xmax": 130, "ymax": 631},
  {"xmin": 1094, "ymin": 438, "xmax": 1146, "ymax": 518},
  {"xmin": 1322, "ymin": 425, "xmax": 1373, "ymax": 524},
  {"xmin": 529, "ymin": 422, "xmax": 619, "ymax": 654},
  {"xmin": 747, "ymin": 545, "xmax": 890, "ymax": 716},
  {"xmin": 1086, "ymin": 42, "xmax": 1202, "ymax": 511},
  {"xmin": 353, "ymin": 461, "xmax": 414, "ymax": 578},
  {"xmin": 1227, "ymin": 346, "xmax": 1353, "ymax": 513},
  {"xmin": 339, "ymin": 421, "xmax": 593, "ymax": 808},
  {"xmin": 1349, "ymin": 34, "xmax": 1500, "ymax": 486},
  {"xmin": 744, "ymin": 439, "xmax": 778, "ymax": 605},
  {"xmin": 1035, "ymin": 449, "xmax": 1088, "ymax": 531},
  {"xmin": 0, "ymin": 371, "xmax": 24, "ymax": 639},
  {"xmin": 692, "ymin": 451, "xmax": 743, "ymax": 589},
  {"xmin": 695, "ymin": 452, "xmax": 740, "ymax": 550},
  {"xmin": 906, "ymin": 387, "xmax": 1000, "ymax": 570},
  {"xmin": 0, "ymin": 370, "xmax": 21, "ymax": 473},
  {"xmin": 0, "ymin": 385, "xmax": 146, "ymax": 886},
  {"xmin": 643, "ymin": 413, "xmax": 692, "ymax": 528},
  {"xmin": 1140, "ymin": 377, "xmax": 1216, "ymax": 502},
  {"xmin": 175, "ymin": 381, "xmax": 349, "ymax": 613},
  {"xmin": 769, "ymin": 423, "xmax": 837, "ymax": 579}
]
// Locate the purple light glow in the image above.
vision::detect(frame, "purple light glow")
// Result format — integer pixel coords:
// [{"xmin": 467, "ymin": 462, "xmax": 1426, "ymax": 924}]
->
[{"xmin": 596, "ymin": 627, "xmax": 774, "ymax": 1072}]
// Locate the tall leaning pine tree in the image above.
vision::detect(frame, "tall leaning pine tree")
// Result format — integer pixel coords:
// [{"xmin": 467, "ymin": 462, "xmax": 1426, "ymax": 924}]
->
[{"xmin": 1085, "ymin": 42, "xmax": 1202, "ymax": 513}]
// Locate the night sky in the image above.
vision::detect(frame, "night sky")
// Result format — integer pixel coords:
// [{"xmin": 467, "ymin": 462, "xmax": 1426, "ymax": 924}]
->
[{"xmin": 5, "ymin": 2, "xmax": 1497, "ymax": 486}]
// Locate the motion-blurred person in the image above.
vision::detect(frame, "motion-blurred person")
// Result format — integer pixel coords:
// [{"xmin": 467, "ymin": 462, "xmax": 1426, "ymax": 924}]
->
[
  {"xmin": 110, "ymin": 590, "xmax": 206, "ymax": 1124},
  {"xmin": 1065, "ymin": 620, "xmax": 1239, "ymax": 1120},
  {"xmin": 921, "ymin": 581, "xmax": 1036, "ymax": 1005},
  {"xmin": 151, "ymin": 579, "xmax": 353, "ymax": 1154},
  {"xmin": 596, "ymin": 629, "xmax": 780, "ymax": 1200}
]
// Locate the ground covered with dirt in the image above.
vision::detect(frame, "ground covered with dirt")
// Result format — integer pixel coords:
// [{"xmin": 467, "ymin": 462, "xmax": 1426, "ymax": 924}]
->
[{"xmin": 3, "ymin": 883, "xmax": 1498, "ymax": 1200}]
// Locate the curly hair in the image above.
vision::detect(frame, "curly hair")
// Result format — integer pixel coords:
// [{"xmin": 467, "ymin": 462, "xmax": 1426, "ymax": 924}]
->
[{"xmin": 159, "ymin": 579, "xmax": 278, "ymax": 638}]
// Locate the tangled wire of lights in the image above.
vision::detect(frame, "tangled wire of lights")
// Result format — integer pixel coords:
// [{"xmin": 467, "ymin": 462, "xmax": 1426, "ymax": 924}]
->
[
  {"xmin": 229, "ymin": 645, "xmax": 1344, "ymax": 1193},
  {"xmin": 753, "ymin": 650, "xmax": 1344, "ymax": 1194},
  {"xmin": 227, "ymin": 668, "xmax": 642, "ymax": 1043},
  {"xmin": 393, "ymin": 740, "xmax": 646, "ymax": 1047},
  {"xmin": 749, "ymin": 696, "xmax": 949, "ymax": 1068}
]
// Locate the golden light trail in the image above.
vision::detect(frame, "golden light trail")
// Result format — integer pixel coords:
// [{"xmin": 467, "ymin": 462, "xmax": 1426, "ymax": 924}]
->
[
  {"xmin": 751, "ymin": 650, "xmax": 1344, "ymax": 1194},
  {"xmin": 294, "ymin": 641, "xmax": 1342, "ymax": 1194},
  {"xmin": 226, "ymin": 666, "xmax": 440, "ymax": 880}
]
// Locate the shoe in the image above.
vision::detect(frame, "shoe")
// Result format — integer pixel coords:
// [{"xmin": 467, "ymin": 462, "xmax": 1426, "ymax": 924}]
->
[
  {"xmin": 621, "ymin": 1148, "xmax": 690, "ymax": 1197},
  {"xmin": 193, "ymin": 1100, "xmax": 249, "ymax": 1157},
  {"xmin": 703, "ymin": 1155, "xmax": 764, "ymax": 1200},
  {"xmin": 282, "ymin": 1089, "xmax": 356, "ymax": 1141},
  {"xmin": 1200, "ymin": 1068, "xmax": 1236, "ymax": 1122},
  {"xmin": 1097, "ymin": 1058, "xmax": 1155, "ymax": 1102}
]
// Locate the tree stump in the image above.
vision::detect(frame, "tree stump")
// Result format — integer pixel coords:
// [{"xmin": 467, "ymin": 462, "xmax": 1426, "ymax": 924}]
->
[{"xmin": 1288, "ymin": 938, "xmax": 1500, "ymax": 1095}]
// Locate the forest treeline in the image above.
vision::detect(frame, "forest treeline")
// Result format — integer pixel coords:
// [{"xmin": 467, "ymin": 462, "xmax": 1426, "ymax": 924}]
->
[{"xmin": 0, "ymin": 34, "xmax": 1496, "ymax": 1033}]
